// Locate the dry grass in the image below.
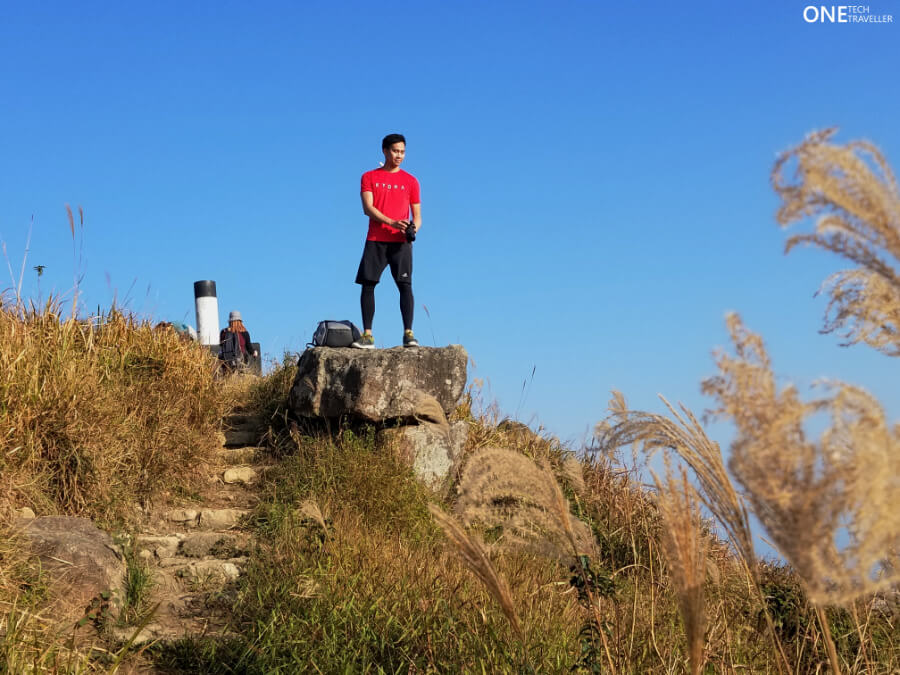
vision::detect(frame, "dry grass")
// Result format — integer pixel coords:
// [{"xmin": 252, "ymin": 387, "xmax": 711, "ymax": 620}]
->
[
  {"xmin": 0, "ymin": 300, "xmax": 231, "ymax": 525},
  {"xmin": 428, "ymin": 503, "xmax": 523, "ymax": 639},
  {"xmin": 596, "ymin": 391, "xmax": 758, "ymax": 578},
  {"xmin": 454, "ymin": 447, "xmax": 594, "ymax": 562},
  {"xmin": 0, "ymin": 298, "xmax": 236, "ymax": 671},
  {"xmin": 594, "ymin": 312, "xmax": 900, "ymax": 670},
  {"xmin": 703, "ymin": 312, "xmax": 900, "ymax": 607},
  {"xmin": 0, "ymin": 506, "xmax": 39, "ymax": 620},
  {"xmin": 653, "ymin": 458, "xmax": 708, "ymax": 675},
  {"xmin": 773, "ymin": 127, "xmax": 900, "ymax": 355}
]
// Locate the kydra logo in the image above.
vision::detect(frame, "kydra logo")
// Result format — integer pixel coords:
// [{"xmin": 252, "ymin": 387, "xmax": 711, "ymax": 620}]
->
[{"xmin": 803, "ymin": 5, "xmax": 894, "ymax": 23}]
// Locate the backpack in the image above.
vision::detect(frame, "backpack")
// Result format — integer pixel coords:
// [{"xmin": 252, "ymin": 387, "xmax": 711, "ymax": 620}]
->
[
  {"xmin": 220, "ymin": 330, "xmax": 244, "ymax": 368},
  {"xmin": 310, "ymin": 320, "xmax": 362, "ymax": 347}
]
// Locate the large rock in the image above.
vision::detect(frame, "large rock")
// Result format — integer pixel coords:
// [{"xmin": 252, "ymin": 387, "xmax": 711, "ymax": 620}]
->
[
  {"xmin": 377, "ymin": 421, "xmax": 469, "ymax": 490},
  {"xmin": 25, "ymin": 516, "xmax": 126, "ymax": 623},
  {"xmin": 289, "ymin": 345, "xmax": 468, "ymax": 422}
]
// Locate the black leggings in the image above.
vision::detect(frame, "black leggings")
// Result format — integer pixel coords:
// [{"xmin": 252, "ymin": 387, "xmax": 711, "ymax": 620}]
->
[{"xmin": 361, "ymin": 282, "xmax": 413, "ymax": 332}]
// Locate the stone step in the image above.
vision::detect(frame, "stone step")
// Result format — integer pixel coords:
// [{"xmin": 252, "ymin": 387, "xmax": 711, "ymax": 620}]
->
[
  {"xmin": 165, "ymin": 508, "xmax": 200, "ymax": 525},
  {"xmin": 135, "ymin": 534, "xmax": 183, "ymax": 560},
  {"xmin": 110, "ymin": 612, "xmax": 239, "ymax": 647},
  {"xmin": 199, "ymin": 507, "xmax": 250, "ymax": 529},
  {"xmin": 224, "ymin": 413, "xmax": 258, "ymax": 428},
  {"xmin": 178, "ymin": 532, "xmax": 250, "ymax": 558},
  {"xmin": 217, "ymin": 447, "xmax": 259, "ymax": 465},
  {"xmin": 165, "ymin": 507, "xmax": 250, "ymax": 529},
  {"xmin": 166, "ymin": 557, "xmax": 247, "ymax": 584},
  {"xmin": 136, "ymin": 533, "xmax": 250, "ymax": 563},
  {"xmin": 222, "ymin": 429, "xmax": 259, "ymax": 447},
  {"xmin": 222, "ymin": 465, "xmax": 263, "ymax": 485}
]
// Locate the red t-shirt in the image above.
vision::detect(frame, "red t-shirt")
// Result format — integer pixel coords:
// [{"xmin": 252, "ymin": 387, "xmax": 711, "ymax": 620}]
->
[{"xmin": 360, "ymin": 168, "xmax": 421, "ymax": 242}]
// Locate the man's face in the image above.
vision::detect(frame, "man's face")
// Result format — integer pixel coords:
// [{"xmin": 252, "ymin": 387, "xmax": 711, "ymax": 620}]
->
[{"xmin": 383, "ymin": 142, "xmax": 405, "ymax": 168}]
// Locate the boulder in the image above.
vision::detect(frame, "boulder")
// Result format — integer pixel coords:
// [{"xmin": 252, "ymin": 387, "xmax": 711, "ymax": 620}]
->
[
  {"xmin": 377, "ymin": 421, "xmax": 469, "ymax": 490},
  {"xmin": 25, "ymin": 516, "xmax": 126, "ymax": 623},
  {"xmin": 289, "ymin": 345, "xmax": 468, "ymax": 422}
]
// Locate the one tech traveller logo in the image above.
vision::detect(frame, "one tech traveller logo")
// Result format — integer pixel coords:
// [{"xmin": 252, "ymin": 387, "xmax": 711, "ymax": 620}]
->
[{"xmin": 803, "ymin": 5, "xmax": 894, "ymax": 23}]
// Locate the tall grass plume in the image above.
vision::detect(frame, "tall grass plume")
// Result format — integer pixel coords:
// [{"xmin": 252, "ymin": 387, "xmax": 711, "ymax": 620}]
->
[
  {"xmin": 702, "ymin": 312, "xmax": 900, "ymax": 606},
  {"xmin": 653, "ymin": 458, "xmax": 708, "ymax": 675},
  {"xmin": 773, "ymin": 127, "xmax": 900, "ymax": 355}
]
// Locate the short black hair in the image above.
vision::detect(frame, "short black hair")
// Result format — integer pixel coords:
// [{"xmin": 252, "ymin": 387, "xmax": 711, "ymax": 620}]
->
[{"xmin": 382, "ymin": 133, "xmax": 406, "ymax": 150}]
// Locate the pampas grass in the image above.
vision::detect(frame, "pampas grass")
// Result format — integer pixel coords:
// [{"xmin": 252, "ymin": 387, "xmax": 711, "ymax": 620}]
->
[
  {"xmin": 427, "ymin": 503, "xmax": 523, "ymax": 639},
  {"xmin": 596, "ymin": 392, "xmax": 757, "ymax": 578},
  {"xmin": 773, "ymin": 127, "xmax": 900, "ymax": 355},
  {"xmin": 653, "ymin": 458, "xmax": 708, "ymax": 675},
  {"xmin": 411, "ymin": 391, "xmax": 450, "ymax": 432},
  {"xmin": 702, "ymin": 312, "xmax": 900, "ymax": 607},
  {"xmin": 454, "ymin": 447, "xmax": 594, "ymax": 562},
  {"xmin": 597, "ymin": 392, "xmax": 791, "ymax": 672}
]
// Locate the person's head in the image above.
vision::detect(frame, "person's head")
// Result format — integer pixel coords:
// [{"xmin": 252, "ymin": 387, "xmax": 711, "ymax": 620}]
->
[
  {"xmin": 381, "ymin": 133, "xmax": 406, "ymax": 169},
  {"xmin": 228, "ymin": 310, "xmax": 246, "ymax": 333}
]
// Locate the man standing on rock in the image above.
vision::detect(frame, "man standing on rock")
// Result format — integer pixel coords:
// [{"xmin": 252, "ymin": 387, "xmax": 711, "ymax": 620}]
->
[{"xmin": 351, "ymin": 133, "xmax": 421, "ymax": 349}]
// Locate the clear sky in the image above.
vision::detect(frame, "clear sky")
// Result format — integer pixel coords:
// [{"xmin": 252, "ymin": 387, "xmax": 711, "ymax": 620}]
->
[{"xmin": 2, "ymin": 1, "xmax": 898, "ymax": 449}]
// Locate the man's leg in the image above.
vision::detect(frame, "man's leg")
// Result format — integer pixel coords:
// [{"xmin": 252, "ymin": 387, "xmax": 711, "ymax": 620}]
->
[
  {"xmin": 353, "ymin": 241, "xmax": 388, "ymax": 349},
  {"xmin": 399, "ymin": 281, "xmax": 417, "ymax": 346},
  {"xmin": 388, "ymin": 242, "xmax": 417, "ymax": 346},
  {"xmin": 361, "ymin": 283, "xmax": 376, "ymax": 332},
  {"xmin": 397, "ymin": 281, "xmax": 413, "ymax": 331}
]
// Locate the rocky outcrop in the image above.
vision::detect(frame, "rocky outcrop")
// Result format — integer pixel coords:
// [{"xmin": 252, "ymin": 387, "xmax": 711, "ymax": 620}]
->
[
  {"xmin": 377, "ymin": 420, "xmax": 469, "ymax": 491},
  {"xmin": 289, "ymin": 345, "xmax": 468, "ymax": 422},
  {"xmin": 25, "ymin": 516, "xmax": 126, "ymax": 623}
]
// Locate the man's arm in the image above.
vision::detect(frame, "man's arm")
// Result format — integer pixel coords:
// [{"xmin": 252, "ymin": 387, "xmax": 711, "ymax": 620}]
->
[
  {"xmin": 410, "ymin": 203, "xmax": 421, "ymax": 232},
  {"xmin": 361, "ymin": 191, "xmax": 401, "ymax": 228}
]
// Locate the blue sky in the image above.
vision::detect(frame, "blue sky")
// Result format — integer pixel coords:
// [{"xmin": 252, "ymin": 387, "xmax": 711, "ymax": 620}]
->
[{"xmin": 2, "ymin": 0, "xmax": 899, "ymax": 452}]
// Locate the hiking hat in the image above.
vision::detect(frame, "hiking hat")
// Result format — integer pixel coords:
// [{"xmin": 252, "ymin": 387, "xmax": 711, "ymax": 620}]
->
[{"xmin": 229, "ymin": 310, "xmax": 242, "ymax": 322}]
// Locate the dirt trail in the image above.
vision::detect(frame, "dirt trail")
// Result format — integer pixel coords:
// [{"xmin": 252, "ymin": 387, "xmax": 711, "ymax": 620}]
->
[{"xmin": 114, "ymin": 407, "xmax": 269, "ymax": 647}]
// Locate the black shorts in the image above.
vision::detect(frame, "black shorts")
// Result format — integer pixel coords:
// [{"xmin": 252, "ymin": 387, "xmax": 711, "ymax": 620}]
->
[{"xmin": 355, "ymin": 240, "xmax": 413, "ymax": 285}]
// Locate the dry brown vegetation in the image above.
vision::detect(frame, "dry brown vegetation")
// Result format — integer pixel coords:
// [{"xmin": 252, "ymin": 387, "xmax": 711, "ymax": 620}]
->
[
  {"xmin": 421, "ymin": 130, "xmax": 900, "ymax": 673},
  {"xmin": 0, "ymin": 301, "xmax": 231, "ymax": 526},
  {"xmin": 703, "ymin": 313, "xmax": 900, "ymax": 607},
  {"xmin": 583, "ymin": 130, "xmax": 900, "ymax": 674},
  {"xmin": 653, "ymin": 460, "xmax": 708, "ymax": 675},
  {"xmin": 774, "ymin": 127, "xmax": 900, "ymax": 355},
  {"xmin": 453, "ymin": 446, "xmax": 594, "ymax": 561},
  {"xmin": 0, "ymin": 299, "xmax": 240, "ymax": 671}
]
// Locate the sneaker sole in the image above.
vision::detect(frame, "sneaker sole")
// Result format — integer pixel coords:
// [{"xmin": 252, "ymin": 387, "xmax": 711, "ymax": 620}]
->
[{"xmin": 351, "ymin": 343, "xmax": 375, "ymax": 349}]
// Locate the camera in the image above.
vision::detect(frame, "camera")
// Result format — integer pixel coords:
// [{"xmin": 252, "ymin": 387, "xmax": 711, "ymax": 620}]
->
[{"xmin": 405, "ymin": 221, "xmax": 416, "ymax": 242}]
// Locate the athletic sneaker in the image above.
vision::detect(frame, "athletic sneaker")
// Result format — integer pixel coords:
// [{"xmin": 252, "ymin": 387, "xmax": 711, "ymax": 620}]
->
[
  {"xmin": 351, "ymin": 333, "xmax": 375, "ymax": 349},
  {"xmin": 403, "ymin": 330, "xmax": 419, "ymax": 348}
]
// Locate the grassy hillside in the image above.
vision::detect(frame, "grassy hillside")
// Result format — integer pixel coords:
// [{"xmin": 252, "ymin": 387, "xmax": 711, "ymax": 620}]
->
[
  {"xmin": 146, "ymin": 355, "xmax": 897, "ymax": 674},
  {"xmin": 0, "ymin": 306, "xmax": 898, "ymax": 672},
  {"xmin": 0, "ymin": 302, "xmax": 236, "ymax": 671}
]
